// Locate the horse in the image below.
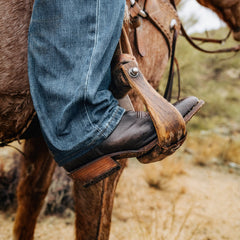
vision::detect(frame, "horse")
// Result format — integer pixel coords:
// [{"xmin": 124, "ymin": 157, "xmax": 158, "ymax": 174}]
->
[{"xmin": 0, "ymin": 0, "xmax": 239, "ymax": 239}]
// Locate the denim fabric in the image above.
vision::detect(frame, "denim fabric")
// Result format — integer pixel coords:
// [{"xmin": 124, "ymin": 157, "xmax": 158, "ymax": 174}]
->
[{"xmin": 28, "ymin": 0, "xmax": 125, "ymax": 165}]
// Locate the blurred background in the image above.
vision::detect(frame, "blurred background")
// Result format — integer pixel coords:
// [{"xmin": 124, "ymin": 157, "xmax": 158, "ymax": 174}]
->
[{"xmin": 0, "ymin": 0, "xmax": 239, "ymax": 239}]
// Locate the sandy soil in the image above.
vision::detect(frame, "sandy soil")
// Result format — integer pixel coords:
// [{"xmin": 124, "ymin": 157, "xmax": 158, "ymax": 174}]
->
[
  {"xmin": 111, "ymin": 157, "xmax": 240, "ymax": 240},
  {"xmin": 0, "ymin": 133, "xmax": 240, "ymax": 240}
]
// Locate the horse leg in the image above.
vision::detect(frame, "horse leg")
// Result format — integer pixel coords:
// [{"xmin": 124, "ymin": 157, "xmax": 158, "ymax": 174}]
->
[
  {"xmin": 74, "ymin": 159, "xmax": 127, "ymax": 240},
  {"xmin": 13, "ymin": 136, "xmax": 56, "ymax": 240}
]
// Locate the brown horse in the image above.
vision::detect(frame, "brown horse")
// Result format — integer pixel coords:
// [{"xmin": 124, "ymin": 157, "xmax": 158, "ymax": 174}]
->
[{"xmin": 0, "ymin": 0, "xmax": 239, "ymax": 240}]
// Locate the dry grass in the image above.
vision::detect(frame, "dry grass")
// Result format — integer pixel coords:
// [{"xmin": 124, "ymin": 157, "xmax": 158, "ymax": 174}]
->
[
  {"xmin": 183, "ymin": 131, "xmax": 240, "ymax": 166},
  {"xmin": 129, "ymin": 194, "xmax": 202, "ymax": 240},
  {"xmin": 144, "ymin": 158, "xmax": 186, "ymax": 190},
  {"xmin": 223, "ymin": 138, "xmax": 240, "ymax": 164},
  {"xmin": 110, "ymin": 150, "xmax": 240, "ymax": 240},
  {"xmin": 119, "ymin": 200, "xmax": 200, "ymax": 240}
]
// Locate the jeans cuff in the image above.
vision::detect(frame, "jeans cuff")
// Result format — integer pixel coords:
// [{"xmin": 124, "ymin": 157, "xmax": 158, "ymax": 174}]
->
[{"xmin": 56, "ymin": 106, "xmax": 125, "ymax": 165}]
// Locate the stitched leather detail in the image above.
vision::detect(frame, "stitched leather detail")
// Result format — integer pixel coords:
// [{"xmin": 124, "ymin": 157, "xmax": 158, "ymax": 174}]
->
[
  {"xmin": 132, "ymin": 0, "xmax": 181, "ymax": 57},
  {"xmin": 136, "ymin": 111, "xmax": 149, "ymax": 118}
]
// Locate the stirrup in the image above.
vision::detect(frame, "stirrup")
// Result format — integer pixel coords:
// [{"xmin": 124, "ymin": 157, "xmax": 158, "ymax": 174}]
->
[{"xmin": 111, "ymin": 53, "xmax": 204, "ymax": 163}]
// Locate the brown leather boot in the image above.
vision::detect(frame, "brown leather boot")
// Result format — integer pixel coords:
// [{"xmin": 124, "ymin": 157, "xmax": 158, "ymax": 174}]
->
[
  {"xmin": 64, "ymin": 111, "xmax": 158, "ymax": 185},
  {"xmin": 64, "ymin": 96, "xmax": 202, "ymax": 187}
]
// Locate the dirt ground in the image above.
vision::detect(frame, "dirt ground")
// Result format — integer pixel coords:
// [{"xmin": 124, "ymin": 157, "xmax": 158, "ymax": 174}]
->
[{"xmin": 0, "ymin": 131, "xmax": 240, "ymax": 240}]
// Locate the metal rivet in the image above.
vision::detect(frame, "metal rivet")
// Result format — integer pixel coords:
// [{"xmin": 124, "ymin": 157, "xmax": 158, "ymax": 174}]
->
[
  {"xmin": 129, "ymin": 67, "xmax": 139, "ymax": 78},
  {"xmin": 130, "ymin": 0, "xmax": 135, "ymax": 6},
  {"xmin": 170, "ymin": 19, "xmax": 177, "ymax": 30},
  {"xmin": 139, "ymin": 10, "xmax": 147, "ymax": 18}
]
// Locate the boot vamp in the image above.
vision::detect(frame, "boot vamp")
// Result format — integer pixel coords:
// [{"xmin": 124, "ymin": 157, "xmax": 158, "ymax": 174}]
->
[{"xmin": 98, "ymin": 111, "xmax": 157, "ymax": 153}]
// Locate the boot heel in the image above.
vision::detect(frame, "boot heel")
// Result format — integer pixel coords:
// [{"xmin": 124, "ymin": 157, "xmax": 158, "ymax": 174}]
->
[{"xmin": 68, "ymin": 157, "xmax": 121, "ymax": 187}]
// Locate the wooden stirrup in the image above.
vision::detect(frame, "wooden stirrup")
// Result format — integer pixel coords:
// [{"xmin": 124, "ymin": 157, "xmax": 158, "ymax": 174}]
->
[
  {"xmin": 111, "ymin": 26, "xmax": 188, "ymax": 162},
  {"xmin": 119, "ymin": 58, "xmax": 186, "ymax": 147}
]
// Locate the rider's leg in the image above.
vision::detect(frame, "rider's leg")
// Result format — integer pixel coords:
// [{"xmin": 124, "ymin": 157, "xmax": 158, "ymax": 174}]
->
[
  {"xmin": 28, "ymin": 0, "xmax": 157, "ymax": 170},
  {"xmin": 28, "ymin": 0, "xmax": 125, "ymax": 164}
]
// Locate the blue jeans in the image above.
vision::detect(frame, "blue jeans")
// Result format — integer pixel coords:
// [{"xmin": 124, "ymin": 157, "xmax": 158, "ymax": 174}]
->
[{"xmin": 28, "ymin": 0, "xmax": 126, "ymax": 165}]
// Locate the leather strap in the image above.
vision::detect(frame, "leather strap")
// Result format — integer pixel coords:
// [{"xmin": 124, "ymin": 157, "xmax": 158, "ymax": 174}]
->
[
  {"xmin": 164, "ymin": 27, "xmax": 178, "ymax": 101},
  {"xmin": 129, "ymin": 2, "xmax": 144, "ymax": 18},
  {"xmin": 181, "ymin": 25, "xmax": 240, "ymax": 54}
]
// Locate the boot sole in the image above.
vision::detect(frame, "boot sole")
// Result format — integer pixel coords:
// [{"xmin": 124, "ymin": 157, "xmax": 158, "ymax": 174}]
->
[{"xmin": 68, "ymin": 138, "xmax": 158, "ymax": 187}]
